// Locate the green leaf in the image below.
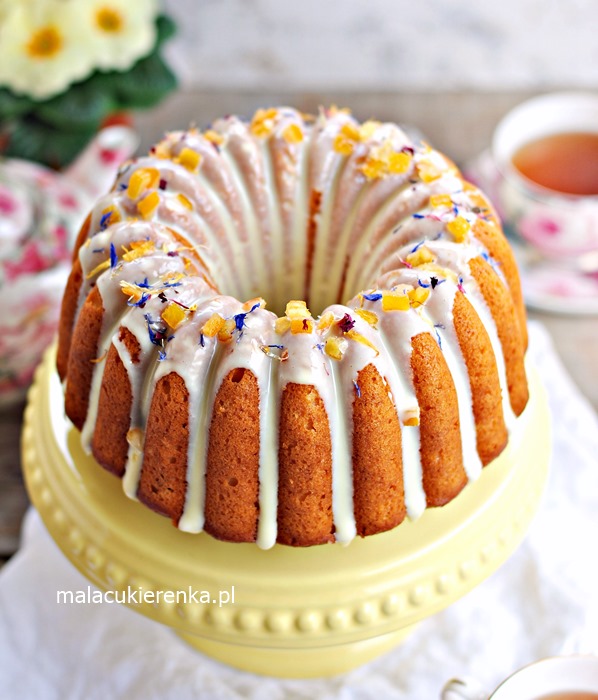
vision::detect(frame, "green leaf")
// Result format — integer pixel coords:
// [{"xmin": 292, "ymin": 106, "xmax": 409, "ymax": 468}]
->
[
  {"xmin": 0, "ymin": 89, "xmax": 34, "ymax": 121},
  {"xmin": 91, "ymin": 14, "xmax": 177, "ymax": 111},
  {"xmin": 0, "ymin": 12, "xmax": 177, "ymax": 162},
  {"xmin": 86, "ymin": 69, "xmax": 123, "ymax": 106},
  {"xmin": 108, "ymin": 51, "xmax": 177, "ymax": 110},
  {"xmin": 3, "ymin": 115, "xmax": 96, "ymax": 168},
  {"xmin": 155, "ymin": 14, "xmax": 177, "ymax": 46},
  {"xmin": 35, "ymin": 82, "xmax": 115, "ymax": 130}
]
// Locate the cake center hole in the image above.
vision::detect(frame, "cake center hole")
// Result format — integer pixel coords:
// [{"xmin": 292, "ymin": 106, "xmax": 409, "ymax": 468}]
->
[{"xmin": 229, "ymin": 215, "xmax": 378, "ymax": 318}]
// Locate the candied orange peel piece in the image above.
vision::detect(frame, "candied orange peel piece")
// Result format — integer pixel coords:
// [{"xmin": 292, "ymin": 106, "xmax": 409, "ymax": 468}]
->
[
  {"xmin": 137, "ymin": 191, "xmax": 160, "ymax": 220},
  {"xmin": 325, "ymin": 336, "xmax": 348, "ymax": 360},
  {"xmin": 333, "ymin": 120, "xmax": 382, "ymax": 157},
  {"xmin": 161, "ymin": 302, "xmax": 187, "ymax": 330},
  {"xmin": 276, "ymin": 300, "xmax": 314, "ymax": 334},
  {"xmin": 408, "ymin": 286, "xmax": 430, "ymax": 308},
  {"xmin": 354, "ymin": 308, "xmax": 379, "ymax": 327},
  {"xmin": 429, "ymin": 193, "xmax": 453, "ymax": 208},
  {"xmin": 291, "ymin": 318, "xmax": 313, "ymax": 334},
  {"xmin": 317, "ymin": 311, "xmax": 335, "ymax": 331},
  {"xmin": 382, "ymin": 290, "xmax": 410, "ymax": 311},
  {"xmin": 282, "ymin": 123, "xmax": 304, "ymax": 144},
  {"xmin": 204, "ymin": 129, "xmax": 224, "ymax": 146},
  {"xmin": 218, "ymin": 318, "xmax": 236, "ymax": 342},
  {"xmin": 362, "ymin": 141, "xmax": 412, "ymax": 180},
  {"xmin": 127, "ymin": 167, "xmax": 160, "ymax": 199},
  {"xmin": 446, "ymin": 216, "xmax": 471, "ymax": 242},
  {"xmin": 250, "ymin": 108, "xmax": 279, "ymax": 137},
  {"xmin": 406, "ymin": 245, "xmax": 435, "ymax": 267},
  {"xmin": 201, "ymin": 313, "xmax": 226, "ymax": 338},
  {"xmin": 174, "ymin": 147, "xmax": 201, "ymax": 173},
  {"xmin": 275, "ymin": 317, "xmax": 291, "ymax": 335},
  {"xmin": 332, "ymin": 122, "xmax": 362, "ymax": 156},
  {"xmin": 285, "ymin": 300, "xmax": 310, "ymax": 319}
]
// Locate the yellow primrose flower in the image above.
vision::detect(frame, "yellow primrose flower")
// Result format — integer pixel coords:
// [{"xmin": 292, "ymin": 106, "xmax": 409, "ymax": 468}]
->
[
  {"xmin": 82, "ymin": 0, "xmax": 157, "ymax": 71},
  {"xmin": 0, "ymin": 1, "xmax": 90, "ymax": 99},
  {"xmin": 0, "ymin": 0, "xmax": 158, "ymax": 99}
]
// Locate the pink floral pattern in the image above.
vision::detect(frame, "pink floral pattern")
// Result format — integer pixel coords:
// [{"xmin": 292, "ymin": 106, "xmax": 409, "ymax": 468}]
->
[
  {"xmin": 0, "ymin": 127, "xmax": 136, "ymax": 404},
  {"xmin": 518, "ymin": 212, "xmax": 566, "ymax": 253},
  {"xmin": 0, "ymin": 286, "xmax": 65, "ymax": 405},
  {"xmin": 4, "ymin": 242, "xmax": 49, "ymax": 281},
  {"xmin": 0, "ymin": 188, "xmax": 16, "ymax": 215},
  {"xmin": 0, "ymin": 163, "xmax": 85, "ymax": 403}
]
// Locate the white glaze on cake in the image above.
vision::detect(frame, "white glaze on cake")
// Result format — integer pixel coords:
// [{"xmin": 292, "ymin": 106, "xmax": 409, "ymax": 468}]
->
[{"xmin": 67, "ymin": 107, "xmax": 527, "ymax": 548}]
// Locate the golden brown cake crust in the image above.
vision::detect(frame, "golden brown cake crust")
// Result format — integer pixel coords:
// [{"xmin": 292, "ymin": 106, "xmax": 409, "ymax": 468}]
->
[
  {"xmin": 91, "ymin": 327, "xmax": 140, "ymax": 477},
  {"xmin": 277, "ymin": 383, "xmax": 334, "ymax": 546},
  {"xmin": 64, "ymin": 286, "xmax": 104, "ymax": 431},
  {"xmin": 72, "ymin": 213, "xmax": 92, "ymax": 262},
  {"xmin": 57, "ymin": 258, "xmax": 83, "ymax": 381},
  {"xmin": 453, "ymin": 291, "xmax": 508, "ymax": 465},
  {"xmin": 469, "ymin": 256, "xmax": 529, "ymax": 416},
  {"xmin": 304, "ymin": 190, "xmax": 322, "ymax": 305},
  {"xmin": 58, "ymin": 215, "xmax": 91, "ymax": 381},
  {"xmin": 466, "ymin": 184, "xmax": 528, "ymax": 349},
  {"xmin": 138, "ymin": 372, "xmax": 189, "ymax": 522},
  {"xmin": 352, "ymin": 364, "xmax": 406, "ymax": 537},
  {"xmin": 204, "ymin": 368, "xmax": 260, "ymax": 543},
  {"xmin": 410, "ymin": 332, "xmax": 467, "ymax": 506}
]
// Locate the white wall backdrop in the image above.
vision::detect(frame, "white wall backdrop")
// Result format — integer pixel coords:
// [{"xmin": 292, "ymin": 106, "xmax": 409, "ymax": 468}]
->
[{"xmin": 163, "ymin": 0, "xmax": 598, "ymax": 91}]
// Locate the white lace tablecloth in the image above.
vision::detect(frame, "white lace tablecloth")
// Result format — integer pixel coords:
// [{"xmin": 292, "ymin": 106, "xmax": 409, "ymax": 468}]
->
[{"xmin": 1, "ymin": 322, "xmax": 597, "ymax": 700}]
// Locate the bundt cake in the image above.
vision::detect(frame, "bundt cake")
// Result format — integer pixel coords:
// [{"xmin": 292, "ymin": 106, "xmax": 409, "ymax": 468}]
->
[{"xmin": 57, "ymin": 106, "xmax": 529, "ymax": 548}]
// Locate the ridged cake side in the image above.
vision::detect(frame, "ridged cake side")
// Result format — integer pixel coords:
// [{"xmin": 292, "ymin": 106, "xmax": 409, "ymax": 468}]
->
[{"xmin": 57, "ymin": 107, "xmax": 528, "ymax": 548}]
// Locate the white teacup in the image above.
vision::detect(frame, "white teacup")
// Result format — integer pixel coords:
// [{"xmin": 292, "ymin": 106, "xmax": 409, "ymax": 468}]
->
[
  {"xmin": 442, "ymin": 655, "xmax": 598, "ymax": 700},
  {"xmin": 492, "ymin": 91, "xmax": 598, "ymax": 259}
]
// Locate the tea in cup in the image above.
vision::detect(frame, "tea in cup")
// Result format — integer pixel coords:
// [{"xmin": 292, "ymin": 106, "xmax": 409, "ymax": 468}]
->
[
  {"xmin": 442, "ymin": 655, "xmax": 598, "ymax": 700},
  {"xmin": 491, "ymin": 91, "xmax": 598, "ymax": 260}
]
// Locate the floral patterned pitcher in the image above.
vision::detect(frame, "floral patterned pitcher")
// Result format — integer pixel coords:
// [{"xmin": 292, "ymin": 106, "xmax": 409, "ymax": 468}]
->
[{"xmin": 0, "ymin": 125, "xmax": 137, "ymax": 405}]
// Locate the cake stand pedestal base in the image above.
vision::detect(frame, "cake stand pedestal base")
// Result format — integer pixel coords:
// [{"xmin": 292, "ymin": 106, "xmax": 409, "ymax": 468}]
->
[
  {"xmin": 178, "ymin": 625, "xmax": 417, "ymax": 678},
  {"xmin": 22, "ymin": 346, "xmax": 551, "ymax": 678}
]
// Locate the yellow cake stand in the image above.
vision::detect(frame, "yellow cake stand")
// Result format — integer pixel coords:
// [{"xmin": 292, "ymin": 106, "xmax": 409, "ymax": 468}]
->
[{"xmin": 21, "ymin": 345, "xmax": 551, "ymax": 678}]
